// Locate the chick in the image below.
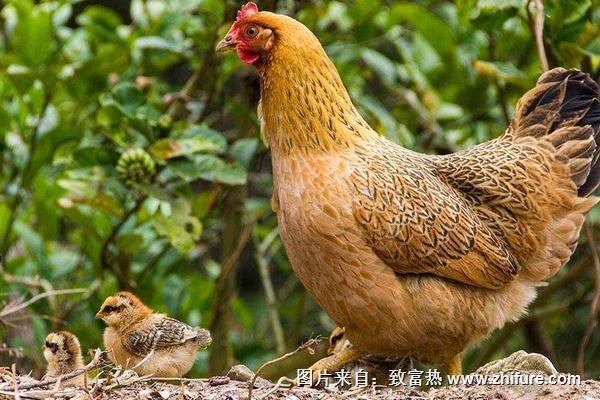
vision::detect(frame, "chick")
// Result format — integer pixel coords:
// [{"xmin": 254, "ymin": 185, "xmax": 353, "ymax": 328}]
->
[
  {"xmin": 327, "ymin": 327, "xmax": 411, "ymax": 387},
  {"xmin": 95, "ymin": 291, "xmax": 212, "ymax": 378},
  {"xmin": 43, "ymin": 331, "xmax": 86, "ymax": 387}
]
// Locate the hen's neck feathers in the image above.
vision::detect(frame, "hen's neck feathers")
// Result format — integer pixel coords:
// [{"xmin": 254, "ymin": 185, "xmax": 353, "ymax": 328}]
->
[{"xmin": 255, "ymin": 13, "xmax": 375, "ymax": 154}]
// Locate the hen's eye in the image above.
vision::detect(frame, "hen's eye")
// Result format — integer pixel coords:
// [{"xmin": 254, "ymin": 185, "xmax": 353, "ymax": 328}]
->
[{"xmin": 246, "ymin": 26, "xmax": 258, "ymax": 38}]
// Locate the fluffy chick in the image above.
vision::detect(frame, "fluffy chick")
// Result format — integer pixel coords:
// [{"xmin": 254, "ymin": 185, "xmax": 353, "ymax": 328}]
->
[
  {"xmin": 96, "ymin": 291, "xmax": 212, "ymax": 378},
  {"xmin": 328, "ymin": 327, "xmax": 411, "ymax": 387},
  {"xmin": 43, "ymin": 331, "xmax": 85, "ymax": 387}
]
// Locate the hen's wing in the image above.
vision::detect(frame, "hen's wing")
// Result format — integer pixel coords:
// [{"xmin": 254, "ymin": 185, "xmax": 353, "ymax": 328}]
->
[
  {"xmin": 124, "ymin": 316, "xmax": 210, "ymax": 356},
  {"xmin": 353, "ymin": 68, "xmax": 599, "ymax": 286},
  {"xmin": 436, "ymin": 69, "xmax": 599, "ymax": 280},
  {"xmin": 352, "ymin": 152, "xmax": 520, "ymax": 289}
]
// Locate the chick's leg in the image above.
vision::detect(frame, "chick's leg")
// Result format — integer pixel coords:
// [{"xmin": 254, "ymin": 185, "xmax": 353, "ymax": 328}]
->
[{"xmin": 447, "ymin": 354, "xmax": 462, "ymax": 376}]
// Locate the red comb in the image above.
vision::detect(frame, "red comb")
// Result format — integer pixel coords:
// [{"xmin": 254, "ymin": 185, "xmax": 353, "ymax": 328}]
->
[
  {"xmin": 237, "ymin": 2, "xmax": 258, "ymax": 21},
  {"xmin": 229, "ymin": 2, "xmax": 259, "ymax": 33}
]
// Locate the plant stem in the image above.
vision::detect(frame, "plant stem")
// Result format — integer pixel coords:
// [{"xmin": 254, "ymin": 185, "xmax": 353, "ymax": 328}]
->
[
  {"xmin": 255, "ymin": 227, "xmax": 285, "ymax": 355},
  {"xmin": 99, "ymin": 195, "xmax": 147, "ymax": 289},
  {"xmin": 0, "ymin": 106, "xmax": 45, "ymax": 259}
]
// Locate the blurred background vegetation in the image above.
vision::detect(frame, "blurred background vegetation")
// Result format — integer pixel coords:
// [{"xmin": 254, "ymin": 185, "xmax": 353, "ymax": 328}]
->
[{"xmin": 0, "ymin": 0, "xmax": 599, "ymax": 380}]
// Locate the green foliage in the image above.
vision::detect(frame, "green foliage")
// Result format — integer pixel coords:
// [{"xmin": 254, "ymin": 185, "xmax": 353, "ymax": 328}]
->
[{"xmin": 0, "ymin": 0, "xmax": 599, "ymax": 379}]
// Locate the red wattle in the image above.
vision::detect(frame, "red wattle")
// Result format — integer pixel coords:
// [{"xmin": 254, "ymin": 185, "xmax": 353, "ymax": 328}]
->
[{"xmin": 237, "ymin": 48, "xmax": 260, "ymax": 65}]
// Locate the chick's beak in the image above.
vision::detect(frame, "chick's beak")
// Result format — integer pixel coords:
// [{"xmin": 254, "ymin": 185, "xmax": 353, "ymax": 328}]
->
[
  {"xmin": 216, "ymin": 35, "xmax": 237, "ymax": 53},
  {"xmin": 95, "ymin": 311, "xmax": 103, "ymax": 320}
]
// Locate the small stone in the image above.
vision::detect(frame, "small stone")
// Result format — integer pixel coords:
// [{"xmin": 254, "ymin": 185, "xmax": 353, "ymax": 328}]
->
[
  {"xmin": 208, "ymin": 376, "xmax": 230, "ymax": 386},
  {"xmin": 226, "ymin": 364, "xmax": 270, "ymax": 387},
  {"xmin": 477, "ymin": 350, "xmax": 558, "ymax": 376}
]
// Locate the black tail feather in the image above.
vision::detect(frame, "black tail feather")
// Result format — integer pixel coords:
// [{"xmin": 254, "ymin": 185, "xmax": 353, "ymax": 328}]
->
[{"xmin": 533, "ymin": 69, "xmax": 600, "ymax": 196}]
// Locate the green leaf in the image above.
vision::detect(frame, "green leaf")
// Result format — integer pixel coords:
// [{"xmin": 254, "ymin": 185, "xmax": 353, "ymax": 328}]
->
[
  {"xmin": 317, "ymin": 1, "xmax": 353, "ymax": 31},
  {"xmin": 36, "ymin": 105, "xmax": 59, "ymax": 138},
  {"xmin": 152, "ymin": 198, "xmax": 202, "ymax": 253},
  {"xmin": 59, "ymin": 193, "xmax": 123, "ymax": 218},
  {"xmin": 361, "ymin": 49, "xmax": 396, "ymax": 84},
  {"xmin": 168, "ymin": 154, "xmax": 247, "ymax": 186},
  {"xmin": 73, "ymin": 147, "xmax": 119, "ymax": 167},
  {"xmin": 557, "ymin": 0, "xmax": 591, "ymax": 24},
  {"xmin": 26, "ymin": 80, "xmax": 45, "ymax": 115},
  {"xmin": 472, "ymin": 60, "xmax": 530, "ymax": 86},
  {"xmin": 186, "ymin": 126, "xmax": 227, "ymax": 152},
  {"xmin": 8, "ymin": 1, "xmax": 53, "ymax": 67},
  {"xmin": 111, "ymin": 82, "xmax": 146, "ymax": 116},
  {"xmin": 230, "ymin": 138, "xmax": 258, "ymax": 169},
  {"xmin": 475, "ymin": 0, "xmax": 524, "ymax": 11},
  {"xmin": 149, "ymin": 132, "xmax": 224, "ymax": 161},
  {"xmin": 470, "ymin": 0, "xmax": 525, "ymax": 29},
  {"xmin": 135, "ymin": 36, "xmax": 181, "ymax": 52},
  {"xmin": 116, "ymin": 232, "xmax": 144, "ymax": 254},
  {"xmin": 389, "ymin": 3, "xmax": 456, "ymax": 56},
  {"xmin": 52, "ymin": 3, "xmax": 72, "ymax": 28},
  {"xmin": 48, "ymin": 250, "xmax": 78, "ymax": 276},
  {"xmin": 76, "ymin": 5, "xmax": 122, "ymax": 42}
]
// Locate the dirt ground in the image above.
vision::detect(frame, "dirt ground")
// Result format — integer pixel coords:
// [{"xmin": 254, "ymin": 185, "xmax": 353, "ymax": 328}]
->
[{"xmin": 1, "ymin": 367, "xmax": 599, "ymax": 400}]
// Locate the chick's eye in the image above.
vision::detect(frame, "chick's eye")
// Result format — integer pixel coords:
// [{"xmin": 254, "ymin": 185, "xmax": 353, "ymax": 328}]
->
[
  {"xmin": 103, "ymin": 305, "xmax": 115, "ymax": 313},
  {"xmin": 45, "ymin": 342, "xmax": 58, "ymax": 352},
  {"xmin": 245, "ymin": 26, "xmax": 258, "ymax": 38}
]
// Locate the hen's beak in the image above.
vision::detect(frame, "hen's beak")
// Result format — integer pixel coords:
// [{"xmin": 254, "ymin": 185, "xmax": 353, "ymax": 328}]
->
[{"xmin": 216, "ymin": 35, "xmax": 237, "ymax": 53}]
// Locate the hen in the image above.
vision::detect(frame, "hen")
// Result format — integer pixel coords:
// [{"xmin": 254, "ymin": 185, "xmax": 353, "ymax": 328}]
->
[{"xmin": 217, "ymin": 3, "xmax": 600, "ymax": 376}]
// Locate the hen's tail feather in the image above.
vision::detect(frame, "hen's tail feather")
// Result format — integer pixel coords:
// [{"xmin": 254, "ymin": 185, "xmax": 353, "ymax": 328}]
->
[{"xmin": 509, "ymin": 68, "xmax": 600, "ymax": 196}]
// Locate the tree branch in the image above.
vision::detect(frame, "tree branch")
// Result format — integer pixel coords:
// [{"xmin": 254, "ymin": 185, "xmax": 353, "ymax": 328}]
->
[
  {"xmin": 99, "ymin": 196, "xmax": 147, "ymax": 289},
  {"xmin": 527, "ymin": 0, "xmax": 549, "ymax": 72},
  {"xmin": 254, "ymin": 227, "xmax": 285, "ymax": 355},
  {"xmin": 576, "ymin": 220, "xmax": 600, "ymax": 376},
  {"xmin": 208, "ymin": 185, "xmax": 251, "ymax": 375},
  {"xmin": 0, "ymin": 289, "xmax": 87, "ymax": 321}
]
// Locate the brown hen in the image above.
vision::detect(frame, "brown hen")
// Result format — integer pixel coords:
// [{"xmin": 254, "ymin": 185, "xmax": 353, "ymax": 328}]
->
[{"xmin": 217, "ymin": 3, "xmax": 600, "ymax": 376}]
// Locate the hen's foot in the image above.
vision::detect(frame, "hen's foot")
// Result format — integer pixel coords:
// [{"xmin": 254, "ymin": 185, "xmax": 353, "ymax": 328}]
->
[
  {"xmin": 296, "ymin": 348, "xmax": 366, "ymax": 387},
  {"xmin": 477, "ymin": 350, "xmax": 557, "ymax": 375}
]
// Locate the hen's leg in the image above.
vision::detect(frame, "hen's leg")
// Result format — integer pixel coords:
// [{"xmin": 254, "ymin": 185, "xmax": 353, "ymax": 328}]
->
[
  {"xmin": 309, "ymin": 347, "xmax": 365, "ymax": 372},
  {"xmin": 447, "ymin": 354, "xmax": 462, "ymax": 376}
]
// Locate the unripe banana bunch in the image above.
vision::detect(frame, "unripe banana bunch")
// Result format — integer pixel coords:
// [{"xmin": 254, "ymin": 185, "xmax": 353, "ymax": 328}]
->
[{"xmin": 116, "ymin": 148, "xmax": 156, "ymax": 186}]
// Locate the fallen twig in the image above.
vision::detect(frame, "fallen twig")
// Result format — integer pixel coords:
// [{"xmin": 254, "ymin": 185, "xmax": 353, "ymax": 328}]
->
[
  {"xmin": 248, "ymin": 336, "xmax": 323, "ymax": 400},
  {"xmin": 0, "ymin": 343, "xmax": 23, "ymax": 358},
  {"xmin": 0, "ymin": 350, "xmax": 105, "ymax": 392}
]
